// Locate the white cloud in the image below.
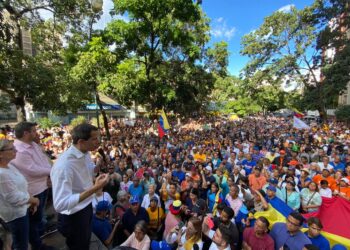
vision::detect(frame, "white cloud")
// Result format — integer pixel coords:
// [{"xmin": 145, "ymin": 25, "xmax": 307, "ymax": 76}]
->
[
  {"xmin": 277, "ymin": 4, "xmax": 295, "ymax": 13},
  {"xmin": 216, "ymin": 17, "xmax": 224, "ymax": 23},
  {"xmin": 210, "ymin": 18, "xmax": 236, "ymax": 40}
]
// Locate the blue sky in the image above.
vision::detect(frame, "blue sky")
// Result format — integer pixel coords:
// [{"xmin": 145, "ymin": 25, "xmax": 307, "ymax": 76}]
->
[{"xmin": 96, "ymin": 0, "xmax": 315, "ymax": 76}]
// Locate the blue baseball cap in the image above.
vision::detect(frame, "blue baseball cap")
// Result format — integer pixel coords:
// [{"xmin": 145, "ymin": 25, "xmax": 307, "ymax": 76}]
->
[
  {"xmin": 96, "ymin": 200, "xmax": 112, "ymax": 212},
  {"xmin": 267, "ymin": 185, "xmax": 277, "ymax": 192},
  {"xmin": 129, "ymin": 195, "xmax": 140, "ymax": 204},
  {"xmin": 151, "ymin": 240, "xmax": 172, "ymax": 250}
]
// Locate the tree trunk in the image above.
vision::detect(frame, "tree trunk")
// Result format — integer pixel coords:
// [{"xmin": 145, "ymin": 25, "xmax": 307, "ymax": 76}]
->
[
  {"xmin": 13, "ymin": 96, "xmax": 26, "ymax": 122},
  {"xmin": 96, "ymin": 93, "xmax": 111, "ymax": 140}
]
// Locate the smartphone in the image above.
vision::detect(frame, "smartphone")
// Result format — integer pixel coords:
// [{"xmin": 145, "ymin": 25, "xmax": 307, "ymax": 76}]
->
[
  {"xmin": 178, "ymin": 221, "xmax": 185, "ymax": 229},
  {"xmin": 207, "ymin": 217, "xmax": 214, "ymax": 229}
]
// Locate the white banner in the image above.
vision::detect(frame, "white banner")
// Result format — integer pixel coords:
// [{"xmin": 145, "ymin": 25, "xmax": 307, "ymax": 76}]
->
[{"xmin": 293, "ymin": 116, "xmax": 310, "ymax": 130}]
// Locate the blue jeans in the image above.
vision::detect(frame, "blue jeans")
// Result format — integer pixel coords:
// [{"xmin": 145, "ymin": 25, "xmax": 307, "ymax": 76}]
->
[
  {"xmin": 7, "ymin": 213, "xmax": 29, "ymax": 250},
  {"xmin": 29, "ymin": 189, "xmax": 48, "ymax": 250}
]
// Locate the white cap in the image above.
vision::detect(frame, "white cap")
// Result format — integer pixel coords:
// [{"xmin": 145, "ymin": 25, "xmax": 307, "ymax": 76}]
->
[
  {"xmin": 341, "ymin": 178, "xmax": 349, "ymax": 184},
  {"xmin": 205, "ymin": 166, "xmax": 212, "ymax": 172}
]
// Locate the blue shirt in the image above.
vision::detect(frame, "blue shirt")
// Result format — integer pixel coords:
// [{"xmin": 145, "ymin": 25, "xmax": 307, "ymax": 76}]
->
[
  {"xmin": 92, "ymin": 215, "xmax": 112, "ymax": 242},
  {"xmin": 242, "ymin": 159, "xmax": 256, "ymax": 175},
  {"xmin": 128, "ymin": 184, "xmax": 144, "ymax": 201},
  {"xmin": 207, "ymin": 191, "xmax": 223, "ymax": 212},
  {"xmin": 252, "ymin": 153, "xmax": 264, "ymax": 162},
  {"xmin": 305, "ymin": 232, "xmax": 331, "ymax": 250},
  {"xmin": 330, "ymin": 162, "xmax": 345, "ymax": 172},
  {"xmin": 220, "ymin": 181, "xmax": 230, "ymax": 198},
  {"xmin": 270, "ymin": 222, "xmax": 311, "ymax": 250},
  {"xmin": 281, "ymin": 188, "xmax": 301, "ymax": 211},
  {"xmin": 172, "ymin": 170, "xmax": 185, "ymax": 183}
]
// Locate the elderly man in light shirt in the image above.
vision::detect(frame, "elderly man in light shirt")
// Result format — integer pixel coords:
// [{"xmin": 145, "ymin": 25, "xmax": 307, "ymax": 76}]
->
[
  {"xmin": 11, "ymin": 122, "xmax": 53, "ymax": 250},
  {"xmin": 51, "ymin": 123, "xmax": 109, "ymax": 250}
]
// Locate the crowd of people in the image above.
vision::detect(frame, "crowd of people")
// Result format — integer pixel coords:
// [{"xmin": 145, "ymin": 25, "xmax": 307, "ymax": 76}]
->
[{"xmin": 0, "ymin": 115, "xmax": 350, "ymax": 250}]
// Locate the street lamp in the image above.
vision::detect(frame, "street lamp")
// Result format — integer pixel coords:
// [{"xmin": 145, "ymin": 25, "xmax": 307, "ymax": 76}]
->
[{"xmin": 90, "ymin": 0, "xmax": 103, "ymax": 129}]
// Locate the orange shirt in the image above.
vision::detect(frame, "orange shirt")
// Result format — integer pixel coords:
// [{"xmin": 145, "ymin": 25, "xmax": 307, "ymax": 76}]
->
[
  {"xmin": 191, "ymin": 174, "xmax": 201, "ymax": 182},
  {"xmin": 248, "ymin": 174, "xmax": 267, "ymax": 190},
  {"xmin": 339, "ymin": 187, "xmax": 350, "ymax": 198},
  {"xmin": 313, "ymin": 175, "xmax": 336, "ymax": 191}
]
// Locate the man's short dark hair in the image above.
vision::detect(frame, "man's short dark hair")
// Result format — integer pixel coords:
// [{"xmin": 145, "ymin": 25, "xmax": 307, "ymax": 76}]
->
[
  {"xmin": 222, "ymin": 206, "xmax": 235, "ymax": 219},
  {"xmin": 257, "ymin": 216, "xmax": 270, "ymax": 228},
  {"xmin": 218, "ymin": 224, "xmax": 234, "ymax": 245},
  {"xmin": 289, "ymin": 211, "xmax": 304, "ymax": 226},
  {"xmin": 320, "ymin": 180, "xmax": 328, "ymax": 186},
  {"xmin": 72, "ymin": 123, "xmax": 98, "ymax": 144},
  {"xmin": 14, "ymin": 122, "xmax": 37, "ymax": 139},
  {"xmin": 307, "ymin": 217, "xmax": 323, "ymax": 229}
]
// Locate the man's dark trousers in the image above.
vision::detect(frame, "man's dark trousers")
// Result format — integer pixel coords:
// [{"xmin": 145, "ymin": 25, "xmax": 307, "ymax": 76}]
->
[{"xmin": 57, "ymin": 204, "xmax": 93, "ymax": 250}]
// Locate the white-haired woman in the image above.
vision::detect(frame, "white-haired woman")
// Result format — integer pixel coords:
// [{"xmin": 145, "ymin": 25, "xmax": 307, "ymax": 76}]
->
[{"xmin": 0, "ymin": 140, "xmax": 39, "ymax": 250}]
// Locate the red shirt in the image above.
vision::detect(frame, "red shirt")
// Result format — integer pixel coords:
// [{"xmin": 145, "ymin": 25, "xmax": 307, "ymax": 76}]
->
[{"xmin": 243, "ymin": 227, "xmax": 275, "ymax": 250}]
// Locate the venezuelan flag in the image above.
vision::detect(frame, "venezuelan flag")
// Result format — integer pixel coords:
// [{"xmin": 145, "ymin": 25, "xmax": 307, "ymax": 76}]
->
[
  {"xmin": 293, "ymin": 108, "xmax": 304, "ymax": 118},
  {"xmin": 254, "ymin": 197, "xmax": 350, "ymax": 248},
  {"xmin": 158, "ymin": 109, "xmax": 170, "ymax": 138},
  {"xmin": 159, "ymin": 109, "xmax": 170, "ymax": 130},
  {"xmin": 303, "ymin": 197, "xmax": 350, "ymax": 248}
]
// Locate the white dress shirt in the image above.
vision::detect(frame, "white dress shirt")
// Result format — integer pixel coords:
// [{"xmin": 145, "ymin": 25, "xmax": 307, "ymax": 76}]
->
[
  {"xmin": 0, "ymin": 164, "xmax": 30, "ymax": 222},
  {"xmin": 51, "ymin": 145, "xmax": 95, "ymax": 215}
]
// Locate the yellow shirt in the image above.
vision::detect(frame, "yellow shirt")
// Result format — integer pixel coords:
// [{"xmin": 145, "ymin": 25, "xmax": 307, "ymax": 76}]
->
[
  {"xmin": 194, "ymin": 153, "xmax": 206, "ymax": 163},
  {"xmin": 147, "ymin": 207, "xmax": 165, "ymax": 229}
]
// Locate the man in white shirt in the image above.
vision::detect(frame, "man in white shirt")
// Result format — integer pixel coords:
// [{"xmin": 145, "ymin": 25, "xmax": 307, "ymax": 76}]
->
[
  {"xmin": 317, "ymin": 156, "xmax": 334, "ymax": 173},
  {"xmin": 51, "ymin": 123, "xmax": 109, "ymax": 250},
  {"xmin": 202, "ymin": 216, "xmax": 234, "ymax": 250}
]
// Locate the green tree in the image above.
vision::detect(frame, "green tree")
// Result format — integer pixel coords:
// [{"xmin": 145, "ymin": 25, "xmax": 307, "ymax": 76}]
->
[
  {"xmin": 0, "ymin": 0, "xmax": 94, "ymax": 121},
  {"xmin": 69, "ymin": 37, "xmax": 117, "ymax": 139},
  {"xmin": 240, "ymin": 0, "xmax": 350, "ymax": 121},
  {"xmin": 335, "ymin": 105, "xmax": 350, "ymax": 124},
  {"xmin": 101, "ymin": 0, "xmax": 226, "ymax": 116}
]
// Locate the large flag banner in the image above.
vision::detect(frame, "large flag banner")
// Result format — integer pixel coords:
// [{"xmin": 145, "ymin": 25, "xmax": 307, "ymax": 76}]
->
[
  {"xmin": 255, "ymin": 196, "xmax": 350, "ymax": 248},
  {"xmin": 293, "ymin": 116, "xmax": 310, "ymax": 130},
  {"xmin": 303, "ymin": 197, "xmax": 350, "ymax": 247}
]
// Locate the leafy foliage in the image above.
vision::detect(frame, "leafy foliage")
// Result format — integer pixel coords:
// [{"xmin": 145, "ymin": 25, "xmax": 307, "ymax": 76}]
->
[
  {"xmin": 240, "ymin": 0, "xmax": 350, "ymax": 119},
  {"xmin": 69, "ymin": 116, "xmax": 87, "ymax": 128},
  {"xmin": 335, "ymin": 105, "xmax": 350, "ymax": 123},
  {"xmin": 99, "ymin": 0, "xmax": 227, "ymax": 116},
  {"xmin": 36, "ymin": 117, "xmax": 60, "ymax": 129}
]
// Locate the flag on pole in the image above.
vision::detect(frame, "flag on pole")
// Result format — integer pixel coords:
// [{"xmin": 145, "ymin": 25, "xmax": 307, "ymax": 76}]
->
[
  {"xmin": 293, "ymin": 116, "xmax": 310, "ymax": 130},
  {"xmin": 293, "ymin": 109, "xmax": 304, "ymax": 118},
  {"xmin": 158, "ymin": 124, "xmax": 165, "ymax": 138},
  {"xmin": 159, "ymin": 109, "xmax": 170, "ymax": 130},
  {"xmin": 158, "ymin": 109, "xmax": 170, "ymax": 138}
]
